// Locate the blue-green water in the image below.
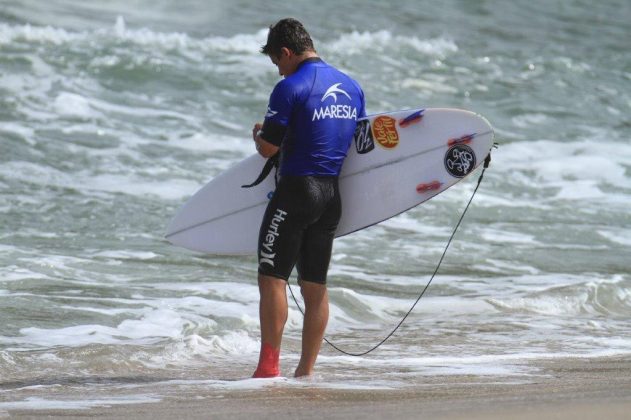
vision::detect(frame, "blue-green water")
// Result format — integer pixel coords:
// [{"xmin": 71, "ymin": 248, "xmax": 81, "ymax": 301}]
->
[{"xmin": 1, "ymin": 0, "xmax": 630, "ymax": 410}]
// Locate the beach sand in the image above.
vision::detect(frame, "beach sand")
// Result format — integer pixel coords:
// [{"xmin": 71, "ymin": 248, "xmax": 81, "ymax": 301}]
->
[{"xmin": 2, "ymin": 355, "xmax": 630, "ymax": 419}]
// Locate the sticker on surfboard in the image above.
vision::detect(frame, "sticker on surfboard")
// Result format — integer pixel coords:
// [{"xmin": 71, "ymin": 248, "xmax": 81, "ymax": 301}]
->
[
  {"xmin": 372, "ymin": 116, "xmax": 399, "ymax": 149},
  {"xmin": 353, "ymin": 120, "xmax": 374, "ymax": 154},
  {"xmin": 444, "ymin": 144, "xmax": 476, "ymax": 178}
]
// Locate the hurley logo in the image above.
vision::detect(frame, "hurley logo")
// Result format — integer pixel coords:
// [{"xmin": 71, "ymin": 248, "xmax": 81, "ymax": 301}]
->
[{"xmin": 260, "ymin": 208, "xmax": 288, "ymax": 267}]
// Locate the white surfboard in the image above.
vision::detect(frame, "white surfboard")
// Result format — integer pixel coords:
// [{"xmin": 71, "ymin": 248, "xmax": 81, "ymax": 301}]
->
[{"xmin": 166, "ymin": 108, "xmax": 494, "ymax": 255}]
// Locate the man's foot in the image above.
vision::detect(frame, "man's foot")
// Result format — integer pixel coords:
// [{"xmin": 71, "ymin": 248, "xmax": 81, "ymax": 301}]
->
[
  {"xmin": 252, "ymin": 343, "xmax": 280, "ymax": 378},
  {"xmin": 293, "ymin": 364, "xmax": 313, "ymax": 378},
  {"xmin": 294, "ymin": 369, "xmax": 311, "ymax": 378}
]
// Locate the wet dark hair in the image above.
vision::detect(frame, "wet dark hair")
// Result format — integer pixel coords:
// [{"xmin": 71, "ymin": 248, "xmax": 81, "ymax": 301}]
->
[{"xmin": 260, "ymin": 18, "xmax": 315, "ymax": 57}]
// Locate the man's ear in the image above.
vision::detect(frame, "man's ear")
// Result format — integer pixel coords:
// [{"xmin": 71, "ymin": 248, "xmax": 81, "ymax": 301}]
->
[{"xmin": 280, "ymin": 47, "xmax": 292, "ymax": 58}]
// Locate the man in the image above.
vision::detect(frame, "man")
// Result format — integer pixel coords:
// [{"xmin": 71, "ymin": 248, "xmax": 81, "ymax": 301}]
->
[{"xmin": 251, "ymin": 18, "xmax": 365, "ymax": 378}]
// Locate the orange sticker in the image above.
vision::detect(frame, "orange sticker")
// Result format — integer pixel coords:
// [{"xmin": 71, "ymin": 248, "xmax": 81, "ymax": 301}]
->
[{"xmin": 372, "ymin": 116, "xmax": 399, "ymax": 149}]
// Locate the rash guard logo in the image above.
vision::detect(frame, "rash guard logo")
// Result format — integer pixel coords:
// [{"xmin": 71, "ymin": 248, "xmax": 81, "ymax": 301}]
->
[
  {"xmin": 265, "ymin": 106, "xmax": 278, "ymax": 119},
  {"xmin": 312, "ymin": 83, "xmax": 358, "ymax": 121},
  {"xmin": 321, "ymin": 83, "xmax": 351, "ymax": 103}
]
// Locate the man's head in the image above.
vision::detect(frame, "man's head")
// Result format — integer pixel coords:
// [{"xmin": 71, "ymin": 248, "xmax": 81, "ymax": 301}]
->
[
  {"xmin": 261, "ymin": 18, "xmax": 317, "ymax": 77},
  {"xmin": 261, "ymin": 18, "xmax": 315, "ymax": 58}
]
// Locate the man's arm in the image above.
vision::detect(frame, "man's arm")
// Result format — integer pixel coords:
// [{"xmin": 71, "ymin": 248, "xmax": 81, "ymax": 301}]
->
[{"xmin": 252, "ymin": 123, "xmax": 280, "ymax": 158}]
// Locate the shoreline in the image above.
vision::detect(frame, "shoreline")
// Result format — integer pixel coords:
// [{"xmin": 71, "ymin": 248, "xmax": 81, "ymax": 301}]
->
[{"xmin": 2, "ymin": 355, "xmax": 631, "ymax": 419}]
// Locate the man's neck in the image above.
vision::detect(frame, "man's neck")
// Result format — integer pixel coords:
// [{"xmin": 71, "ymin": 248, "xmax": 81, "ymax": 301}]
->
[
  {"xmin": 300, "ymin": 51, "xmax": 319, "ymax": 60},
  {"xmin": 294, "ymin": 52, "xmax": 319, "ymax": 69}
]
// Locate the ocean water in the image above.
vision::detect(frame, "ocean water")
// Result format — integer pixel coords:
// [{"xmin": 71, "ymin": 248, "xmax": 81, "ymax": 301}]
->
[{"xmin": 1, "ymin": 0, "xmax": 631, "ymax": 409}]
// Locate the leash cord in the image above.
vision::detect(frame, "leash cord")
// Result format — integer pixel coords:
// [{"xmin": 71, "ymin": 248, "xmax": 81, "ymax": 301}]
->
[{"xmin": 288, "ymin": 150, "xmax": 494, "ymax": 356}]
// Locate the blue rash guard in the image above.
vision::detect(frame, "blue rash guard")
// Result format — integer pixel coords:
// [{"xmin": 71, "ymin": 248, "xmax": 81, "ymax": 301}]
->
[{"xmin": 261, "ymin": 58, "xmax": 366, "ymax": 177}]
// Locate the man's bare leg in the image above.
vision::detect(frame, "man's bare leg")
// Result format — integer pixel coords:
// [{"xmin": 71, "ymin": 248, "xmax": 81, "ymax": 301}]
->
[
  {"xmin": 294, "ymin": 279, "xmax": 329, "ymax": 377},
  {"xmin": 253, "ymin": 274, "xmax": 287, "ymax": 378}
]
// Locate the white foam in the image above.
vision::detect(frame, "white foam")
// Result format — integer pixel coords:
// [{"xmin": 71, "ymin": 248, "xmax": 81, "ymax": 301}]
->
[
  {"xmin": 0, "ymin": 161, "xmax": 72, "ymax": 190},
  {"xmin": 167, "ymin": 132, "xmax": 252, "ymax": 157},
  {"xmin": 203, "ymin": 28, "xmax": 269, "ymax": 54},
  {"xmin": 400, "ymin": 76, "xmax": 459, "ymax": 94},
  {"xmin": 136, "ymin": 330, "xmax": 260, "ymax": 369},
  {"xmin": 53, "ymin": 92, "xmax": 99, "ymax": 119},
  {"xmin": 161, "ymin": 295, "xmax": 259, "ymax": 320},
  {"xmin": 87, "ymin": 95, "xmax": 198, "ymax": 124},
  {"xmin": 0, "ymin": 158, "xmax": 192, "ymax": 203},
  {"xmin": 57, "ymin": 305, "xmax": 146, "ymax": 317},
  {"xmin": 89, "ymin": 54, "xmax": 121, "ymax": 68},
  {"xmin": 326, "ymin": 287, "xmax": 492, "ymax": 327},
  {"xmin": 486, "ymin": 295, "xmax": 585, "ymax": 316},
  {"xmin": 511, "ymin": 113, "xmax": 549, "ymax": 128},
  {"xmin": 205, "ymin": 330, "xmax": 260, "ymax": 355},
  {"xmin": 0, "ymin": 395, "xmax": 160, "ymax": 410},
  {"xmin": 77, "ymin": 173, "xmax": 201, "ymax": 201},
  {"xmin": 18, "ymin": 254, "xmax": 92, "ymax": 273},
  {"xmin": 597, "ymin": 228, "xmax": 631, "ymax": 246},
  {"xmin": 0, "ymin": 21, "xmax": 458, "ymax": 67},
  {"xmin": 17, "ymin": 309, "xmax": 190, "ymax": 347},
  {"xmin": 90, "ymin": 250, "xmax": 159, "ymax": 260},
  {"xmin": 484, "ymin": 276, "xmax": 630, "ymax": 317},
  {"xmin": 0, "ymin": 23, "xmax": 81, "ymax": 45},
  {"xmin": 0, "ymin": 20, "xmax": 267, "ymax": 59},
  {"xmin": 149, "ymin": 281, "xmax": 260, "ymax": 304},
  {"xmin": 498, "ymin": 139, "xmax": 631, "ymax": 202},
  {"xmin": 149, "ymin": 334, "xmax": 268, "ymax": 374},
  {"xmin": 326, "ymin": 31, "xmax": 457, "ymax": 57},
  {"xmin": 472, "ymin": 259, "xmax": 540, "ymax": 275},
  {"xmin": 380, "ymin": 212, "xmax": 453, "ymax": 236},
  {"xmin": 0, "ymin": 122, "xmax": 36, "ymax": 145},
  {"xmin": 328, "ymin": 264, "xmax": 380, "ymax": 283},
  {"xmin": 1, "ymin": 266, "xmax": 50, "ymax": 282},
  {"xmin": 471, "ymin": 190, "xmax": 555, "ymax": 210},
  {"xmin": 479, "ymin": 229, "xmax": 541, "ymax": 245},
  {"xmin": 8, "ymin": 289, "xmax": 267, "ymax": 350},
  {"xmin": 320, "ymin": 348, "xmax": 631, "ymax": 377},
  {"xmin": 157, "ymin": 375, "xmax": 397, "ymax": 391}
]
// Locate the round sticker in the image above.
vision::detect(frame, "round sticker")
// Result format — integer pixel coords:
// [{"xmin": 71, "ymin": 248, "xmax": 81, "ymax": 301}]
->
[{"xmin": 444, "ymin": 144, "xmax": 476, "ymax": 178}]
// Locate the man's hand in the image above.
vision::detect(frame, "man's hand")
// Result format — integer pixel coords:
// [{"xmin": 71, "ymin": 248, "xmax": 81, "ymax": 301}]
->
[{"xmin": 252, "ymin": 123, "xmax": 263, "ymax": 142}]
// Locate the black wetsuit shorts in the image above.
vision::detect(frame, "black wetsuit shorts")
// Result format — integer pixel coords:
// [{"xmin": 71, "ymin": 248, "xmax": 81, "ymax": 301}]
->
[{"xmin": 257, "ymin": 175, "xmax": 341, "ymax": 284}]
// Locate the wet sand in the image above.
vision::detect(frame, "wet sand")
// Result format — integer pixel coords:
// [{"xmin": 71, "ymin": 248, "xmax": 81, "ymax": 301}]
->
[{"xmin": 2, "ymin": 355, "xmax": 631, "ymax": 419}]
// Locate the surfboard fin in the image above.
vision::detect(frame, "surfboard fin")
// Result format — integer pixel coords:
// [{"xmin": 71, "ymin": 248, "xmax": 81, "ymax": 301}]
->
[{"xmin": 416, "ymin": 180, "xmax": 442, "ymax": 193}]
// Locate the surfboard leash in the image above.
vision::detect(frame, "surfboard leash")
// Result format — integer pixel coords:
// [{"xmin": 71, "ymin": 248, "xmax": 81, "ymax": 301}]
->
[{"xmin": 288, "ymin": 144, "xmax": 498, "ymax": 357}]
